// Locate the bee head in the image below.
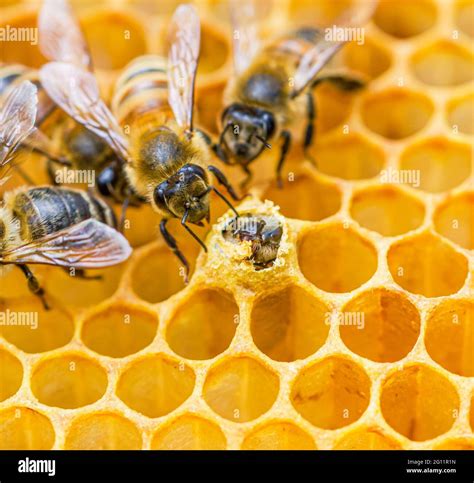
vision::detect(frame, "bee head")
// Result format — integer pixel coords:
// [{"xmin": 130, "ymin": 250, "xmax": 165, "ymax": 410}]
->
[
  {"xmin": 221, "ymin": 103, "xmax": 275, "ymax": 163},
  {"xmin": 153, "ymin": 164, "xmax": 211, "ymax": 224}
]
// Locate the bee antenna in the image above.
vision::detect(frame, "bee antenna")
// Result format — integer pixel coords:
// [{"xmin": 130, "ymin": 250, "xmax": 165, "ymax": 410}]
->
[{"xmin": 253, "ymin": 134, "xmax": 271, "ymax": 149}]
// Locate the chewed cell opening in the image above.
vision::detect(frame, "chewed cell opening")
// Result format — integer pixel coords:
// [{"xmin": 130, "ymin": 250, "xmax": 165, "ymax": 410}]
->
[{"xmin": 221, "ymin": 214, "xmax": 283, "ymax": 270}]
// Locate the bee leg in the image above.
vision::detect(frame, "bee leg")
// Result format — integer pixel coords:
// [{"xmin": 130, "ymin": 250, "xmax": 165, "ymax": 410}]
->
[
  {"xmin": 312, "ymin": 72, "xmax": 366, "ymax": 92},
  {"xmin": 213, "ymin": 143, "xmax": 232, "ymax": 165},
  {"xmin": 106, "ymin": 183, "xmax": 123, "ymax": 204},
  {"xmin": 303, "ymin": 92, "xmax": 318, "ymax": 167},
  {"xmin": 276, "ymin": 130, "xmax": 291, "ymax": 189},
  {"xmin": 160, "ymin": 219, "xmax": 190, "ymax": 283},
  {"xmin": 181, "ymin": 209, "xmax": 208, "ymax": 253},
  {"xmin": 18, "ymin": 265, "xmax": 49, "ymax": 310},
  {"xmin": 208, "ymin": 165, "xmax": 241, "ymax": 200},
  {"xmin": 119, "ymin": 197, "xmax": 130, "ymax": 233},
  {"xmin": 195, "ymin": 128, "xmax": 212, "ymax": 145},
  {"xmin": 62, "ymin": 267, "xmax": 102, "ymax": 280},
  {"xmin": 211, "ymin": 186, "xmax": 240, "ymax": 218},
  {"xmin": 46, "ymin": 159, "xmax": 60, "ymax": 185},
  {"xmin": 195, "ymin": 127, "xmax": 231, "ymax": 165}
]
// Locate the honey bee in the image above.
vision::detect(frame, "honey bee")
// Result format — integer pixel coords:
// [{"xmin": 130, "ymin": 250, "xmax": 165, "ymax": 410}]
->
[
  {"xmin": 36, "ymin": 0, "xmax": 142, "ymax": 210},
  {"xmin": 0, "ymin": 64, "xmax": 121, "ymax": 198},
  {"xmin": 222, "ymin": 214, "xmax": 283, "ymax": 269},
  {"xmin": 39, "ymin": 3, "xmax": 240, "ymax": 280},
  {"xmin": 214, "ymin": 0, "xmax": 375, "ymax": 188},
  {"xmin": 0, "ymin": 81, "xmax": 132, "ymax": 309}
]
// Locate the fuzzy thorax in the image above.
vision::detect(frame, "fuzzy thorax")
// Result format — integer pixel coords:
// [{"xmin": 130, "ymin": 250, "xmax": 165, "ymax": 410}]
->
[
  {"xmin": 125, "ymin": 125, "xmax": 211, "ymax": 213},
  {"xmin": 0, "ymin": 205, "xmax": 21, "ymax": 253}
]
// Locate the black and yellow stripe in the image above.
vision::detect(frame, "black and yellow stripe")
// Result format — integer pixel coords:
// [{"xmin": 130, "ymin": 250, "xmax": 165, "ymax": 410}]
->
[
  {"xmin": 112, "ymin": 55, "xmax": 172, "ymax": 130},
  {"xmin": 11, "ymin": 187, "xmax": 116, "ymax": 241},
  {"xmin": 263, "ymin": 27, "xmax": 323, "ymax": 70}
]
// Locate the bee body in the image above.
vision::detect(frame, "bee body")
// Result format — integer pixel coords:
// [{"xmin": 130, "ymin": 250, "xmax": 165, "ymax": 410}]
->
[
  {"xmin": 38, "ymin": 2, "xmax": 240, "ymax": 280},
  {"xmin": 223, "ymin": 27, "xmax": 325, "ymax": 170},
  {"xmin": 112, "ymin": 55, "xmax": 171, "ymax": 129},
  {"xmin": 112, "ymin": 55, "xmax": 211, "ymax": 217},
  {"xmin": 0, "ymin": 80, "xmax": 131, "ymax": 309},
  {"xmin": 3, "ymin": 187, "xmax": 117, "ymax": 245},
  {"xmin": 221, "ymin": 0, "xmax": 373, "ymax": 187},
  {"xmin": 222, "ymin": 214, "xmax": 283, "ymax": 268},
  {"xmin": 0, "ymin": 63, "xmax": 118, "ymax": 192}
]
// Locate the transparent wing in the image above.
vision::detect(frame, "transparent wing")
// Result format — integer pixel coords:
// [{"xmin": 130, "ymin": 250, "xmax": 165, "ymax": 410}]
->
[
  {"xmin": 0, "ymin": 80, "xmax": 37, "ymax": 170},
  {"xmin": 1, "ymin": 219, "xmax": 132, "ymax": 268},
  {"xmin": 39, "ymin": 62, "xmax": 129, "ymax": 162},
  {"xmin": 21, "ymin": 127, "xmax": 68, "ymax": 164},
  {"xmin": 167, "ymin": 4, "xmax": 200, "ymax": 132},
  {"xmin": 292, "ymin": 1, "xmax": 377, "ymax": 96},
  {"xmin": 38, "ymin": 0, "xmax": 92, "ymax": 69},
  {"xmin": 229, "ymin": 0, "xmax": 272, "ymax": 75},
  {"xmin": 292, "ymin": 40, "xmax": 346, "ymax": 96}
]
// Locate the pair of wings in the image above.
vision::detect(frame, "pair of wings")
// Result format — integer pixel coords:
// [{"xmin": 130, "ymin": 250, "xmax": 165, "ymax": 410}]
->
[
  {"xmin": 38, "ymin": 0, "xmax": 200, "ymax": 164},
  {"xmin": 0, "ymin": 83, "xmax": 131, "ymax": 268},
  {"xmin": 230, "ymin": 0, "xmax": 376, "ymax": 97}
]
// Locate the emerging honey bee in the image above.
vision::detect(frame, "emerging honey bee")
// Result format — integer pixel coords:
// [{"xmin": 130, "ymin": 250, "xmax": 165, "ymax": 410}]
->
[
  {"xmin": 214, "ymin": 0, "xmax": 375, "ymax": 188},
  {"xmin": 39, "ymin": 3, "xmax": 240, "ymax": 280},
  {"xmin": 0, "ymin": 81, "xmax": 132, "ymax": 309},
  {"xmin": 222, "ymin": 214, "xmax": 283, "ymax": 269}
]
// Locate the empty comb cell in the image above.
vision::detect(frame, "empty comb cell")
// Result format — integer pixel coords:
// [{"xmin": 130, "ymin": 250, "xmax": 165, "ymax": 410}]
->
[{"xmin": 0, "ymin": 0, "xmax": 472, "ymax": 452}]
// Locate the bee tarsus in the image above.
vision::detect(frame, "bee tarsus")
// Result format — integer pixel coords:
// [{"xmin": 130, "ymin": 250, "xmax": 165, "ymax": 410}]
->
[
  {"xmin": 62, "ymin": 267, "xmax": 103, "ymax": 280},
  {"xmin": 276, "ymin": 130, "xmax": 291, "ymax": 189},
  {"xmin": 160, "ymin": 218, "xmax": 190, "ymax": 284},
  {"xmin": 208, "ymin": 165, "xmax": 241, "ymax": 202},
  {"xmin": 303, "ymin": 92, "xmax": 318, "ymax": 167},
  {"xmin": 312, "ymin": 74, "xmax": 366, "ymax": 92},
  {"xmin": 19, "ymin": 264, "xmax": 49, "ymax": 310}
]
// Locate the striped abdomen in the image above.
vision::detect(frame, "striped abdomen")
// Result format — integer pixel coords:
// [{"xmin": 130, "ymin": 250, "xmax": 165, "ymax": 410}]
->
[
  {"xmin": 262, "ymin": 27, "xmax": 325, "ymax": 70},
  {"xmin": 112, "ymin": 55, "xmax": 172, "ymax": 130},
  {"xmin": 11, "ymin": 187, "xmax": 116, "ymax": 241},
  {"xmin": 0, "ymin": 63, "xmax": 55, "ymax": 125}
]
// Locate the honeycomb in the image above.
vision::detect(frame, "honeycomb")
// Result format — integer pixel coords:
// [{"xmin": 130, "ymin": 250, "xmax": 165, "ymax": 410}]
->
[{"xmin": 0, "ymin": 0, "xmax": 473, "ymax": 451}]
